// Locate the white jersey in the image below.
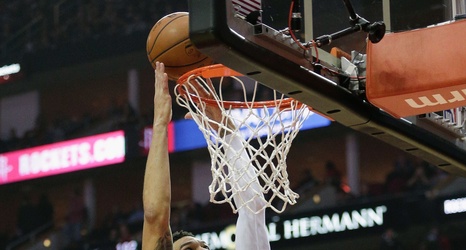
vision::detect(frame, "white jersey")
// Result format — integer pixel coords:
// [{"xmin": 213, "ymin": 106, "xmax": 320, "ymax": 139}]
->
[{"xmin": 225, "ymin": 134, "xmax": 270, "ymax": 250}]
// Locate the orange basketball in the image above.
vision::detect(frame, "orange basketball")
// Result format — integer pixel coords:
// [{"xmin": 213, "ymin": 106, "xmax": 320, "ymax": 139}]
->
[{"xmin": 146, "ymin": 12, "xmax": 213, "ymax": 80}]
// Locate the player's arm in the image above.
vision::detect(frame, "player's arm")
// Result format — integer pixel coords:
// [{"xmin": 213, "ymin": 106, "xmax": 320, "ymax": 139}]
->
[
  {"xmin": 197, "ymin": 83, "xmax": 270, "ymax": 249},
  {"xmin": 142, "ymin": 62, "xmax": 173, "ymax": 250},
  {"xmin": 225, "ymin": 133, "xmax": 270, "ymax": 250}
]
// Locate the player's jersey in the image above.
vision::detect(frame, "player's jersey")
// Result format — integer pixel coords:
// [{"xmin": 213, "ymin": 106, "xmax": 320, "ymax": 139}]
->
[{"xmin": 226, "ymin": 134, "xmax": 270, "ymax": 250}]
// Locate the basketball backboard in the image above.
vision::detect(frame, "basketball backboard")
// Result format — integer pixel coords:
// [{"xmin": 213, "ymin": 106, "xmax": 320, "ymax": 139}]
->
[{"xmin": 187, "ymin": 0, "xmax": 466, "ymax": 177}]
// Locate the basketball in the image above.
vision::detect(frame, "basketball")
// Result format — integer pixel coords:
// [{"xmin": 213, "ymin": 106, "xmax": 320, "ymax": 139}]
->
[{"xmin": 146, "ymin": 12, "xmax": 213, "ymax": 80}]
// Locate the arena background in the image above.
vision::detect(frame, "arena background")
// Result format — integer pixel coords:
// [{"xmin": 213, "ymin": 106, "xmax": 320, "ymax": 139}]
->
[{"xmin": 1, "ymin": 0, "xmax": 466, "ymax": 249}]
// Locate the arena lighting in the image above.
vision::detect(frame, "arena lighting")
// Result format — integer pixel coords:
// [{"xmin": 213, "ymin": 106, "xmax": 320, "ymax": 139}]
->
[
  {"xmin": 116, "ymin": 240, "xmax": 139, "ymax": 250},
  {"xmin": 0, "ymin": 130, "xmax": 125, "ymax": 185},
  {"xmin": 43, "ymin": 238, "xmax": 51, "ymax": 248},
  {"xmin": 0, "ymin": 63, "xmax": 23, "ymax": 84},
  {"xmin": 0, "ymin": 63, "xmax": 20, "ymax": 77},
  {"xmin": 443, "ymin": 197, "xmax": 466, "ymax": 215}
]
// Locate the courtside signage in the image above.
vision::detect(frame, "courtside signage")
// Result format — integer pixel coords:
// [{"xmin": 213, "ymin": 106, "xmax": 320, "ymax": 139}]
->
[
  {"xmin": 277, "ymin": 205, "xmax": 387, "ymax": 239},
  {"xmin": 195, "ymin": 205, "xmax": 387, "ymax": 250},
  {"xmin": 0, "ymin": 130, "xmax": 125, "ymax": 185}
]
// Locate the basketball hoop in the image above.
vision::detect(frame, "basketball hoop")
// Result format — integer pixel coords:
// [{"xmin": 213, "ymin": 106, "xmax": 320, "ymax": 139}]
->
[{"xmin": 175, "ymin": 64, "xmax": 311, "ymax": 214}]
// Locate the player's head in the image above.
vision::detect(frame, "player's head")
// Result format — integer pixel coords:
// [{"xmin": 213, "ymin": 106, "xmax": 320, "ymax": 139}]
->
[{"xmin": 173, "ymin": 230, "xmax": 209, "ymax": 250}]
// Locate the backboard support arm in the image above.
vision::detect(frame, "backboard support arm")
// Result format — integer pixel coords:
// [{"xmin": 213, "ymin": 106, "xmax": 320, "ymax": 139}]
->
[{"xmin": 314, "ymin": 0, "xmax": 386, "ymax": 46}]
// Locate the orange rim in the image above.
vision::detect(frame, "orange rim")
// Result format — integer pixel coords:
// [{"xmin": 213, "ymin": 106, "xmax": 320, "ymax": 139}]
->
[{"xmin": 176, "ymin": 64, "xmax": 300, "ymax": 109}]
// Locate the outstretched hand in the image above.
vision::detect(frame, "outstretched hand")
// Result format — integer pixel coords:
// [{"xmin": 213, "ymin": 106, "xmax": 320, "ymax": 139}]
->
[{"xmin": 153, "ymin": 62, "xmax": 172, "ymax": 127}]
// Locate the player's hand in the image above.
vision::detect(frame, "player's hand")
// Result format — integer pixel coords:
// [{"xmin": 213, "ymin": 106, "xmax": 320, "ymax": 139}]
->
[{"xmin": 153, "ymin": 62, "xmax": 172, "ymax": 127}]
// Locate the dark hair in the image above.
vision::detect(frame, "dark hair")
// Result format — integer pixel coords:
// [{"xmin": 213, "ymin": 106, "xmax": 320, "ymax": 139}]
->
[{"xmin": 173, "ymin": 230, "xmax": 194, "ymax": 243}]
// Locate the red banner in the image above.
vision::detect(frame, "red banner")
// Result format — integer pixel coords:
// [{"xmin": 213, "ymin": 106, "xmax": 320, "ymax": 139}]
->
[{"xmin": 366, "ymin": 20, "xmax": 466, "ymax": 118}]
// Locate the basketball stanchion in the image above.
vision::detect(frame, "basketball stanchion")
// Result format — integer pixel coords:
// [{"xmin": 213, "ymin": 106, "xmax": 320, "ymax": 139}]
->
[{"xmin": 175, "ymin": 64, "xmax": 311, "ymax": 214}]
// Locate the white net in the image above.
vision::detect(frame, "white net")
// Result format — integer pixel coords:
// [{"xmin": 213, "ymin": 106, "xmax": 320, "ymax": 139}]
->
[{"xmin": 175, "ymin": 64, "xmax": 311, "ymax": 214}]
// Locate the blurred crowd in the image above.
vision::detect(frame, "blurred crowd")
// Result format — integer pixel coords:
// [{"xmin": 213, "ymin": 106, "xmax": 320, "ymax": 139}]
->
[
  {"xmin": 292, "ymin": 158, "xmax": 453, "ymax": 205},
  {"xmin": 1, "ymin": 0, "xmax": 188, "ymax": 60},
  {"xmin": 0, "ymin": 0, "xmax": 191, "ymax": 153},
  {"xmin": 0, "ymin": 99, "xmax": 146, "ymax": 154}
]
